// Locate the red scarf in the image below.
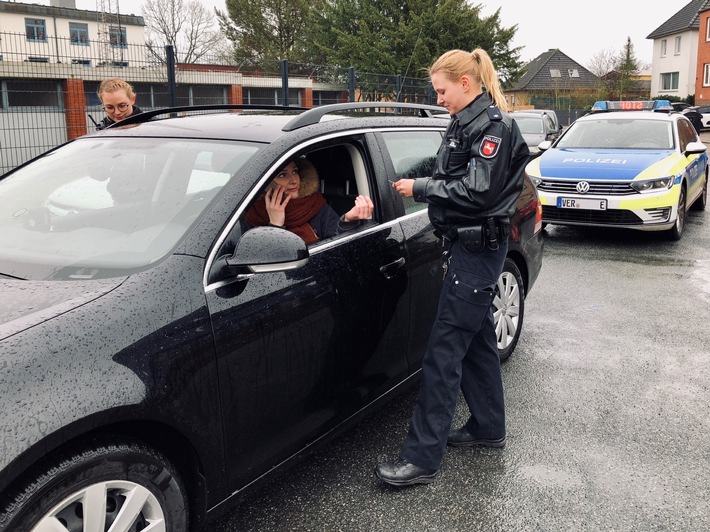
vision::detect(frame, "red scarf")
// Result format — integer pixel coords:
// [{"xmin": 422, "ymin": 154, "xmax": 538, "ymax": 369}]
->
[{"xmin": 245, "ymin": 193, "xmax": 327, "ymax": 244}]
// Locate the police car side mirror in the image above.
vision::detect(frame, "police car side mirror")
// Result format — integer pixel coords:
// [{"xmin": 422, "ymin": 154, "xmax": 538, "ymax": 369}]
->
[
  {"xmin": 685, "ymin": 141, "xmax": 707, "ymax": 156},
  {"xmin": 538, "ymin": 140, "xmax": 553, "ymax": 152}
]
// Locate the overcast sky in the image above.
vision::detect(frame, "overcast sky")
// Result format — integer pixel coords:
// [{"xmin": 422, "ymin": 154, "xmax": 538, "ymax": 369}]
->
[{"xmin": 39, "ymin": 0, "xmax": 670, "ymax": 68}]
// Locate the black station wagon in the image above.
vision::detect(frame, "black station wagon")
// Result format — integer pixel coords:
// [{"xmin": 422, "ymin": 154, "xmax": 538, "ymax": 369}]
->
[{"xmin": 0, "ymin": 103, "xmax": 543, "ymax": 531}]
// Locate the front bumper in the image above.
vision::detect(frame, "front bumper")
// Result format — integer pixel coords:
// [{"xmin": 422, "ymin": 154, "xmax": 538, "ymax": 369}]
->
[{"xmin": 538, "ymin": 185, "xmax": 680, "ymax": 231}]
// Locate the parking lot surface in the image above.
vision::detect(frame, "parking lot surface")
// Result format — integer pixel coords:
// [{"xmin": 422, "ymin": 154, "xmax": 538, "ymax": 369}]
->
[{"xmin": 213, "ymin": 207, "xmax": 710, "ymax": 532}]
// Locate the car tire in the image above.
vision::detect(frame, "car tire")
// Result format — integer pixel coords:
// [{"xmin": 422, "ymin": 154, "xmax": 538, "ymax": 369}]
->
[
  {"xmin": 494, "ymin": 258, "xmax": 525, "ymax": 362},
  {"xmin": 691, "ymin": 170, "xmax": 708, "ymax": 211},
  {"xmin": 0, "ymin": 440, "xmax": 188, "ymax": 532},
  {"xmin": 667, "ymin": 185, "xmax": 687, "ymax": 241}
]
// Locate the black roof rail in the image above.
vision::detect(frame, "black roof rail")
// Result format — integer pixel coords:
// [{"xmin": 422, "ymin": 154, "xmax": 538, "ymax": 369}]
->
[
  {"xmin": 281, "ymin": 102, "xmax": 447, "ymax": 131},
  {"xmin": 103, "ymin": 104, "xmax": 309, "ymax": 128}
]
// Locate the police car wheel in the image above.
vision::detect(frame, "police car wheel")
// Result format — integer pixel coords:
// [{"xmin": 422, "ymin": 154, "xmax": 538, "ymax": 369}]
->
[
  {"xmin": 691, "ymin": 171, "xmax": 707, "ymax": 211},
  {"xmin": 667, "ymin": 186, "xmax": 686, "ymax": 241},
  {"xmin": 494, "ymin": 258, "xmax": 525, "ymax": 362}
]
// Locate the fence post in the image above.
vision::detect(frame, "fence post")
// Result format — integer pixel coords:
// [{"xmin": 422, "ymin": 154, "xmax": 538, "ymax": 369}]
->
[
  {"xmin": 165, "ymin": 45, "xmax": 177, "ymax": 107},
  {"xmin": 281, "ymin": 59, "xmax": 289, "ymax": 107},
  {"xmin": 396, "ymin": 75, "xmax": 402, "ymax": 103},
  {"xmin": 348, "ymin": 67, "xmax": 355, "ymax": 102}
]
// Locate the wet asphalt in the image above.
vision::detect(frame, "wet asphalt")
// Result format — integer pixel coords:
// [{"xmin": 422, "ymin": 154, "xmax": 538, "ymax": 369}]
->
[{"xmin": 212, "ymin": 188, "xmax": 710, "ymax": 531}]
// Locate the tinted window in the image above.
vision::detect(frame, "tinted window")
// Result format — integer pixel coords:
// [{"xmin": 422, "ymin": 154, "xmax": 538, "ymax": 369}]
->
[{"xmin": 381, "ymin": 131, "xmax": 441, "ymax": 214}]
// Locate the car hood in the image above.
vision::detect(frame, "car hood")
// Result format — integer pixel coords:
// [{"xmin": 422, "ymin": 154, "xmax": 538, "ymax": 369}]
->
[
  {"xmin": 0, "ymin": 277, "xmax": 124, "ymax": 340},
  {"xmin": 536, "ymin": 148, "xmax": 677, "ymax": 181}
]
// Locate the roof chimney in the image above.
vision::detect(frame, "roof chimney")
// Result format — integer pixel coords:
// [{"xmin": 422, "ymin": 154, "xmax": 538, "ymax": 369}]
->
[{"xmin": 50, "ymin": 0, "xmax": 77, "ymax": 7}]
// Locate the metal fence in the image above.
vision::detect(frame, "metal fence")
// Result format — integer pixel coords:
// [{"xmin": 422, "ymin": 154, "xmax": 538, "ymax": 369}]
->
[{"xmin": 0, "ymin": 33, "xmax": 435, "ymax": 173}]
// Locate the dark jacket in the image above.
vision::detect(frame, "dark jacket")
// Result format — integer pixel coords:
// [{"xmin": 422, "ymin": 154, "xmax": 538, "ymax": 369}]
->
[
  {"xmin": 96, "ymin": 105, "xmax": 143, "ymax": 130},
  {"xmin": 412, "ymin": 92, "xmax": 529, "ymax": 239}
]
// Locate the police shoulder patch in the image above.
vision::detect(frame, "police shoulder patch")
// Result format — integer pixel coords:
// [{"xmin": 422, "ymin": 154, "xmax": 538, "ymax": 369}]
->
[{"xmin": 480, "ymin": 135, "xmax": 502, "ymax": 158}]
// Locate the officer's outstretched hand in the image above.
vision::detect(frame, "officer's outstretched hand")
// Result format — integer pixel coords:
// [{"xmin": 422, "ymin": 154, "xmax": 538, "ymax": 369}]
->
[{"xmin": 392, "ymin": 178, "xmax": 414, "ymax": 198}]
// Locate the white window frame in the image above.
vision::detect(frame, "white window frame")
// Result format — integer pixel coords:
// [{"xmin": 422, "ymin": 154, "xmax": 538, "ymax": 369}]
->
[
  {"xmin": 661, "ymin": 72, "xmax": 679, "ymax": 91},
  {"xmin": 675, "ymin": 36, "xmax": 682, "ymax": 55},
  {"xmin": 704, "ymin": 64, "xmax": 710, "ymax": 86},
  {"xmin": 661, "ymin": 39, "xmax": 667, "ymax": 57},
  {"xmin": 706, "ymin": 17, "xmax": 710, "ymax": 41}
]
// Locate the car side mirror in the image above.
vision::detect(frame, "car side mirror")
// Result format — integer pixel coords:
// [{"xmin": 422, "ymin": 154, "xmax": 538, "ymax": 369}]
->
[
  {"xmin": 226, "ymin": 225, "xmax": 309, "ymax": 273},
  {"xmin": 538, "ymin": 140, "xmax": 553, "ymax": 152},
  {"xmin": 684, "ymin": 141, "xmax": 707, "ymax": 156}
]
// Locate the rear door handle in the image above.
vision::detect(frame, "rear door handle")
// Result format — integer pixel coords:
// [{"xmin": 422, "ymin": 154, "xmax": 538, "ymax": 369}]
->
[{"xmin": 379, "ymin": 257, "xmax": 406, "ymax": 279}]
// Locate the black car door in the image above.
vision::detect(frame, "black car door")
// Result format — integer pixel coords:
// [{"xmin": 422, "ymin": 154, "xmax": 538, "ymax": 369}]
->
[
  {"xmin": 205, "ymin": 138, "xmax": 412, "ymax": 491},
  {"xmin": 374, "ymin": 129, "xmax": 446, "ymax": 371}
]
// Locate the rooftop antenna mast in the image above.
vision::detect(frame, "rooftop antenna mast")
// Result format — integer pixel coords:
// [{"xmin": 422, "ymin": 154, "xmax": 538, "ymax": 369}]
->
[{"xmin": 96, "ymin": 0, "xmax": 123, "ymax": 66}]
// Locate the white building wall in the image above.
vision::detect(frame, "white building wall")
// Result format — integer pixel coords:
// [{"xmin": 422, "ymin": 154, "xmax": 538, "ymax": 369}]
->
[
  {"xmin": 0, "ymin": 9, "xmax": 146, "ymax": 64},
  {"xmin": 650, "ymin": 29, "xmax": 698, "ymax": 97}
]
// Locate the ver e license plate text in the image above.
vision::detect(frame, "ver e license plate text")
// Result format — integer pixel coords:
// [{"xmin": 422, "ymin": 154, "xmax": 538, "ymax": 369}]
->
[{"xmin": 557, "ymin": 197, "xmax": 607, "ymax": 210}]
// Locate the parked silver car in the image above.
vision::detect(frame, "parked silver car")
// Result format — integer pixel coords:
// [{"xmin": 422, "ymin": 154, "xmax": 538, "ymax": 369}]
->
[{"xmin": 511, "ymin": 111, "xmax": 562, "ymax": 156}]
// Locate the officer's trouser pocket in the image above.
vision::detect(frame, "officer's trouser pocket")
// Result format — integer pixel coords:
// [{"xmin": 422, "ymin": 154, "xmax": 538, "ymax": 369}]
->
[{"xmin": 439, "ymin": 273, "xmax": 495, "ymax": 333}]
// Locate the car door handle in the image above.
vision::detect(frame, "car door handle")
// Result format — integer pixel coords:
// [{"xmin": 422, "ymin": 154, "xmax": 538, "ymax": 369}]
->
[{"xmin": 379, "ymin": 257, "xmax": 406, "ymax": 279}]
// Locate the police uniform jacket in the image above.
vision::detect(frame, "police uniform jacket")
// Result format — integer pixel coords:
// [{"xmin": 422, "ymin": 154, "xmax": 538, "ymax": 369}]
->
[{"xmin": 412, "ymin": 92, "xmax": 529, "ymax": 240}]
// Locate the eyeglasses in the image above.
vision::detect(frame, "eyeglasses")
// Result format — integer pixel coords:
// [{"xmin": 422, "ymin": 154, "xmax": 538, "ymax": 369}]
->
[{"xmin": 103, "ymin": 103, "xmax": 130, "ymax": 112}]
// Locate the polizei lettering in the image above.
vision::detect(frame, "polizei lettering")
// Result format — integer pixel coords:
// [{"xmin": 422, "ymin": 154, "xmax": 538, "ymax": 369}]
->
[{"xmin": 562, "ymin": 158, "xmax": 627, "ymax": 164}]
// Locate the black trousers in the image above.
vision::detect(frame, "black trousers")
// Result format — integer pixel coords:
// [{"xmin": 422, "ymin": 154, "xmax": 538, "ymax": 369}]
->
[{"xmin": 400, "ymin": 238, "xmax": 507, "ymax": 470}]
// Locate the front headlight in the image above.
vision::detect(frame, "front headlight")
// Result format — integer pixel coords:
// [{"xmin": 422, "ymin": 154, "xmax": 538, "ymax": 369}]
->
[{"xmin": 630, "ymin": 177, "xmax": 674, "ymax": 193}]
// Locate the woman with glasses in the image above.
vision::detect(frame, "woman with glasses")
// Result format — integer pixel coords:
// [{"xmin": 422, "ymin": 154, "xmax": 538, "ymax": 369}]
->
[{"xmin": 96, "ymin": 77, "xmax": 142, "ymax": 130}]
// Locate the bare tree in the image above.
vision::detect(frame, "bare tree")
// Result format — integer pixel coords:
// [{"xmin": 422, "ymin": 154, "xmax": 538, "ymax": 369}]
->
[
  {"xmin": 587, "ymin": 47, "xmax": 617, "ymax": 78},
  {"xmin": 142, "ymin": 0, "xmax": 228, "ymax": 63}
]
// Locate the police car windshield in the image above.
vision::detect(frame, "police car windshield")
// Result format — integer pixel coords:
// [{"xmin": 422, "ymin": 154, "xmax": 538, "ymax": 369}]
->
[{"xmin": 557, "ymin": 118, "xmax": 674, "ymax": 150}]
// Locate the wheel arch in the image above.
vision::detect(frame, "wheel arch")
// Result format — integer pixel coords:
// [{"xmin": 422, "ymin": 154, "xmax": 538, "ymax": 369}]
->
[
  {"xmin": 505, "ymin": 249, "xmax": 529, "ymax": 298},
  {"xmin": 1, "ymin": 418, "xmax": 210, "ymax": 531}
]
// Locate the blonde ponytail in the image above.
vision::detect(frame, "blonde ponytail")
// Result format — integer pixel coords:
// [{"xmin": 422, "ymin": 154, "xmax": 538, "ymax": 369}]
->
[{"xmin": 429, "ymin": 48, "xmax": 509, "ymax": 112}]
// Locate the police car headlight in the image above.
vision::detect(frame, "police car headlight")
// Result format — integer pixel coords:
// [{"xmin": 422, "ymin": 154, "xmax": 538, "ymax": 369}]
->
[
  {"xmin": 530, "ymin": 176, "xmax": 543, "ymax": 187},
  {"xmin": 630, "ymin": 177, "xmax": 673, "ymax": 193}
]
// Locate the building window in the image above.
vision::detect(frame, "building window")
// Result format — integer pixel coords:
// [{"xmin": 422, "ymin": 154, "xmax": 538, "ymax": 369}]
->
[
  {"xmin": 244, "ymin": 87, "xmax": 302, "ymax": 106},
  {"xmin": 25, "ymin": 18, "xmax": 47, "ymax": 42},
  {"xmin": 661, "ymin": 39, "xmax": 667, "ymax": 57},
  {"xmin": 704, "ymin": 64, "xmax": 710, "ymax": 86},
  {"xmin": 69, "ymin": 22, "xmax": 89, "ymax": 45},
  {"xmin": 675, "ymin": 36, "xmax": 681, "ymax": 55},
  {"xmin": 109, "ymin": 26, "xmax": 127, "ymax": 48},
  {"xmin": 660, "ymin": 72, "xmax": 679, "ymax": 91},
  {"xmin": 549, "ymin": 69, "xmax": 561, "ymax": 78},
  {"xmin": 5, "ymin": 80, "xmax": 61, "ymax": 107},
  {"xmin": 27, "ymin": 56, "xmax": 49, "ymax": 63},
  {"xmin": 568, "ymin": 69, "xmax": 579, "ymax": 78},
  {"xmin": 707, "ymin": 17, "xmax": 710, "ymax": 41},
  {"xmin": 72, "ymin": 59, "xmax": 91, "ymax": 66},
  {"xmin": 313, "ymin": 91, "xmax": 341, "ymax": 106}
]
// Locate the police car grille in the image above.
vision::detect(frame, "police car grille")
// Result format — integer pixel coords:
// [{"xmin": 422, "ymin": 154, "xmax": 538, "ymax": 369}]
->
[
  {"xmin": 537, "ymin": 180, "xmax": 635, "ymax": 195},
  {"xmin": 543, "ymin": 206, "xmax": 642, "ymax": 225}
]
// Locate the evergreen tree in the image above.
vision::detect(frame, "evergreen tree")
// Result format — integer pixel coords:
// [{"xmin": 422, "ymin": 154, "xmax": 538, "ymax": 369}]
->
[{"xmin": 615, "ymin": 37, "xmax": 640, "ymax": 100}]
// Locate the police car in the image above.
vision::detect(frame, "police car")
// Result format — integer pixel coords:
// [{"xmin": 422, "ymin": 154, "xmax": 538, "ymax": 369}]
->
[{"xmin": 526, "ymin": 100, "xmax": 708, "ymax": 240}]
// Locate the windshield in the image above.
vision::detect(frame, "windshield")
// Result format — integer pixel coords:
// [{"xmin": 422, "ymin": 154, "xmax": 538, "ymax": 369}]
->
[
  {"xmin": 0, "ymin": 137, "xmax": 259, "ymax": 280},
  {"xmin": 556, "ymin": 118, "xmax": 675, "ymax": 150},
  {"xmin": 514, "ymin": 116, "xmax": 544, "ymax": 134}
]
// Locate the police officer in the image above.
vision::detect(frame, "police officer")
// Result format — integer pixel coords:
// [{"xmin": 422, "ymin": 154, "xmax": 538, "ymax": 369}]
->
[{"xmin": 376, "ymin": 48, "xmax": 530, "ymax": 486}]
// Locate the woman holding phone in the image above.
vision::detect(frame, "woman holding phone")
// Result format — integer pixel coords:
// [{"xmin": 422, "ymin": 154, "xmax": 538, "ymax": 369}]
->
[{"xmin": 244, "ymin": 157, "xmax": 373, "ymax": 244}]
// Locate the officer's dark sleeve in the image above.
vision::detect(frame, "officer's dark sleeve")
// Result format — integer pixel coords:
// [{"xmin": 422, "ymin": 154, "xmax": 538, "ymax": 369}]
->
[{"xmin": 413, "ymin": 120, "xmax": 527, "ymax": 215}]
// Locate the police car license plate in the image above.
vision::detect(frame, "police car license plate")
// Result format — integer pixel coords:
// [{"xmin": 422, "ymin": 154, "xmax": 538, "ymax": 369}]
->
[{"xmin": 557, "ymin": 197, "xmax": 607, "ymax": 210}]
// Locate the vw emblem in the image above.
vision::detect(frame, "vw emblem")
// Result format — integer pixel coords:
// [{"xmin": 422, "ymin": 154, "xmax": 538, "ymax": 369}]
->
[{"xmin": 576, "ymin": 181, "xmax": 590, "ymax": 194}]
